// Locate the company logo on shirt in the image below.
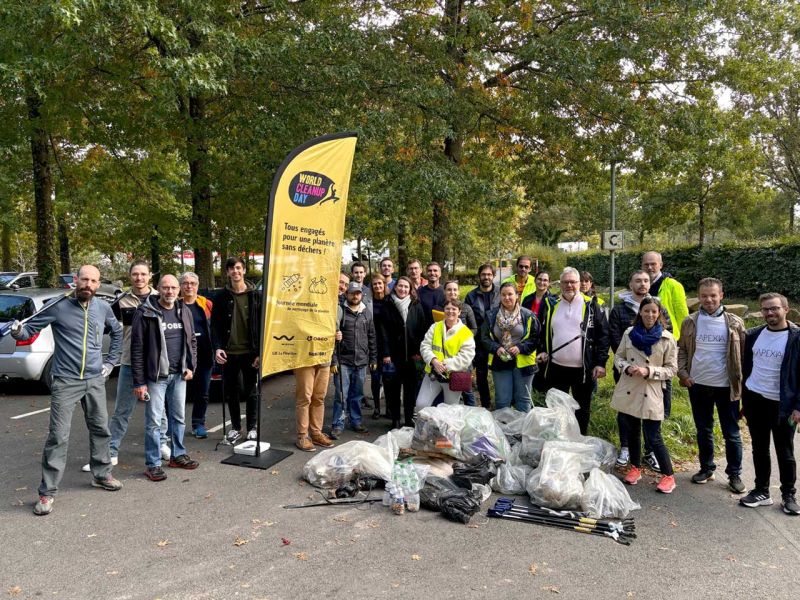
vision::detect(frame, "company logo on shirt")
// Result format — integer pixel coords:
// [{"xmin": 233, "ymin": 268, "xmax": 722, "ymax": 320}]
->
[
  {"xmin": 696, "ymin": 334, "xmax": 725, "ymax": 342},
  {"xmin": 753, "ymin": 348, "xmax": 783, "ymax": 359},
  {"xmin": 162, "ymin": 322, "xmax": 184, "ymax": 331}
]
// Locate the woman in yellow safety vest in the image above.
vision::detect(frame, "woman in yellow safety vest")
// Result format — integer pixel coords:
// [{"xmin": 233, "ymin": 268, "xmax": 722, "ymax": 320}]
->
[
  {"xmin": 417, "ymin": 299, "xmax": 476, "ymax": 408},
  {"xmin": 480, "ymin": 282, "xmax": 540, "ymax": 412}
]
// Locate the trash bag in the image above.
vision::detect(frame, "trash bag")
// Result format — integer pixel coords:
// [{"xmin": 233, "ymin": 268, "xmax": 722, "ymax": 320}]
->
[
  {"xmin": 409, "ymin": 457, "xmax": 454, "ymax": 479},
  {"xmin": 579, "ymin": 436, "xmax": 618, "ymax": 473},
  {"xmin": 526, "ymin": 441, "xmax": 592, "ymax": 509},
  {"xmin": 472, "ymin": 483, "xmax": 492, "ymax": 503},
  {"xmin": 451, "ymin": 454, "xmax": 500, "ymax": 488},
  {"xmin": 374, "ymin": 427, "xmax": 415, "ymax": 462},
  {"xmin": 419, "ymin": 476, "xmax": 463, "ymax": 511},
  {"xmin": 545, "ymin": 387, "xmax": 581, "ymax": 411},
  {"xmin": 581, "ymin": 468, "xmax": 641, "ymax": 519},
  {"xmin": 493, "ymin": 407, "xmax": 527, "ymax": 437},
  {"xmin": 412, "ymin": 405, "xmax": 469, "ymax": 458},
  {"xmin": 492, "ymin": 462, "xmax": 533, "ymax": 495},
  {"xmin": 461, "ymin": 408, "xmax": 511, "ymax": 462},
  {"xmin": 303, "ymin": 441, "xmax": 393, "ymax": 488},
  {"xmin": 439, "ymin": 488, "xmax": 482, "ymax": 523}
]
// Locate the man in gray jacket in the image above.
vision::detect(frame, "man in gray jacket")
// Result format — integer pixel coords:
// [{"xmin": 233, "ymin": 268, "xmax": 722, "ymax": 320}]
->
[{"xmin": 12, "ymin": 265, "xmax": 123, "ymax": 516}]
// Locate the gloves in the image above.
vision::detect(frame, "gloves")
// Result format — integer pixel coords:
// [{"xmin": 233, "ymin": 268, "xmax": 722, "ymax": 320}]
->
[
  {"xmin": 10, "ymin": 320, "xmax": 22, "ymax": 336},
  {"xmin": 101, "ymin": 363, "xmax": 114, "ymax": 378}
]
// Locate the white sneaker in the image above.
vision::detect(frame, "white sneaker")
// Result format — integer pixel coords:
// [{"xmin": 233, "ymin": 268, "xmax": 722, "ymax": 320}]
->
[
  {"xmin": 247, "ymin": 429, "xmax": 257, "ymax": 440},
  {"xmin": 226, "ymin": 429, "xmax": 241, "ymax": 444},
  {"xmin": 160, "ymin": 444, "xmax": 171, "ymax": 461},
  {"xmin": 82, "ymin": 456, "xmax": 118, "ymax": 472},
  {"xmin": 616, "ymin": 447, "xmax": 630, "ymax": 467}
]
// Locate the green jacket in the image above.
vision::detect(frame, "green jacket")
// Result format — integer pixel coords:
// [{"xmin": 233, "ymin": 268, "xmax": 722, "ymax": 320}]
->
[{"xmin": 655, "ymin": 277, "xmax": 688, "ymax": 341}]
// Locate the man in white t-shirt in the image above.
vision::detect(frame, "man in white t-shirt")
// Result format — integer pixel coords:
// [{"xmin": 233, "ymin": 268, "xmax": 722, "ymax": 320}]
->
[
  {"xmin": 677, "ymin": 278, "xmax": 746, "ymax": 493},
  {"xmin": 739, "ymin": 293, "xmax": 800, "ymax": 515}
]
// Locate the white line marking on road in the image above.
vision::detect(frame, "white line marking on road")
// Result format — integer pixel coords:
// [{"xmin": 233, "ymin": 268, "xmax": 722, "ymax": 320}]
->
[
  {"xmin": 11, "ymin": 407, "xmax": 51, "ymax": 420},
  {"xmin": 208, "ymin": 414, "xmax": 245, "ymax": 433}
]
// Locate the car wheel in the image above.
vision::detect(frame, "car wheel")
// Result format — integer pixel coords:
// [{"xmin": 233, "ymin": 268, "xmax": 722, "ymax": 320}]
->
[{"xmin": 39, "ymin": 358, "xmax": 54, "ymax": 393}]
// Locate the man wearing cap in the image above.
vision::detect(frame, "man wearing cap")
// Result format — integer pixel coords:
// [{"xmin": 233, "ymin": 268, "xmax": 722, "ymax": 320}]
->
[{"xmin": 329, "ymin": 281, "xmax": 378, "ymax": 437}]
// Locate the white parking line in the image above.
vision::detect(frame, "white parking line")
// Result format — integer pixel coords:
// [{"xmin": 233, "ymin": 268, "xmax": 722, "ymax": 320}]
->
[
  {"xmin": 11, "ymin": 407, "xmax": 51, "ymax": 420},
  {"xmin": 208, "ymin": 414, "xmax": 245, "ymax": 433}
]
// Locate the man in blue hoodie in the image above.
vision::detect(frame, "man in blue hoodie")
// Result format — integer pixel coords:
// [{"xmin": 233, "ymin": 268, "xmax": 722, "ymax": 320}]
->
[{"xmin": 12, "ymin": 265, "xmax": 123, "ymax": 516}]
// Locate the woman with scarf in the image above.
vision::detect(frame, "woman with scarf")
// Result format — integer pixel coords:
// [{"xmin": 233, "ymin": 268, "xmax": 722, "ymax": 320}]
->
[
  {"xmin": 369, "ymin": 274, "xmax": 388, "ymax": 420},
  {"xmin": 612, "ymin": 295, "xmax": 678, "ymax": 494},
  {"xmin": 480, "ymin": 282, "xmax": 540, "ymax": 412},
  {"xmin": 376, "ymin": 276, "xmax": 428, "ymax": 429}
]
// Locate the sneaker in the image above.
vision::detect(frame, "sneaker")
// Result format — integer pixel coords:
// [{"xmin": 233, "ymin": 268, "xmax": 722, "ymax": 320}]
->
[
  {"xmin": 296, "ymin": 437, "xmax": 316, "ymax": 452},
  {"xmin": 372, "ymin": 409, "xmax": 381, "ymax": 420},
  {"xmin": 91, "ymin": 475, "xmax": 123, "ymax": 491},
  {"xmin": 168, "ymin": 454, "xmax": 199, "ymax": 470},
  {"xmin": 81, "ymin": 456, "xmax": 118, "ymax": 472},
  {"xmin": 226, "ymin": 429, "xmax": 241, "ymax": 444},
  {"xmin": 624, "ymin": 466, "xmax": 642, "ymax": 485},
  {"xmin": 657, "ymin": 475, "xmax": 676, "ymax": 494},
  {"xmin": 616, "ymin": 447, "xmax": 630, "ymax": 467},
  {"xmin": 691, "ymin": 470, "xmax": 715, "ymax": 484},
  {"xmin": 193, "ymin": 425, "xmax": 208, "ymax": 439},
  {"xmin": 739, "ymin": 489, "xmax": 773, "ymax": 508},
  {"xmin": 329, "ymin": 427, "xmax": 343, "ymax": 440},
  {"xmin": 728, "ymin": 475, "xmax": 746, "ymax": 494},
  {"xmin": 33, "ymin": 495, "xmax": 54, "ymax": 516},
  {"xmin": 782, "ymin": 494, "xmax": 800, "ymax": 515},
  {"xmin": 643, "ymin": 452, "xmax": 661, "ymax": 473},
  {"xmin": 145, "ymin": 466, "xmax": 167, "ymax": 482},
  {"xmin": 160, "ymin": 444, "xmax": 172, "ymax": 461},
  {"xmin": 351, "ymin": 423, "xmax": 369, "ymax": 434},
  {"xmin": 310, "ymin": 433, "xmax": 335, "ymax": 448},
  {"xmin": 247, "ymin": 429, "xmax": 258, "ymax": 441}
]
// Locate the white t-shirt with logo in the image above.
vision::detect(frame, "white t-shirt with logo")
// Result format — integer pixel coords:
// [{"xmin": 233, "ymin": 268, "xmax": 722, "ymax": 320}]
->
[
  {"xmin": 690, "ymin": 312, "xmax": 729, "ymax": 387},
  {"xmin": 745, "ymin": 328, "xmax": 788, "ymax": 401}
]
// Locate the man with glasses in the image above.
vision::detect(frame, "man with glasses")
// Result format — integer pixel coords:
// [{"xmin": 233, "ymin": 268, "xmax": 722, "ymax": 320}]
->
[
  {"xmin": 502, "ymin": 255, "xmax": 537, "ymax": 307},
  {"xmin": 739, "ymin": 293, "xmax": 800, "ymax": 515},
  {"xmin": 406, "ymin": 258, "xmax": 427, "ymax": 289},
  {"xmin": 537, "ymin": 267, "xmax": 609, "ymax": 435}
]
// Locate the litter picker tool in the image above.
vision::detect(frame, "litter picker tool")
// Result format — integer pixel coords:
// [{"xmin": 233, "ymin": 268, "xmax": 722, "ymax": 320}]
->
[{"xmin": 0, "ymin": 291, "xmax": 73, "ymax": 339}]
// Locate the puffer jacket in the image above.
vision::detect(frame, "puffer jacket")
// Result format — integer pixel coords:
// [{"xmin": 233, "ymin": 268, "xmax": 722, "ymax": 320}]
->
[{"xmin": 334, "ymin": 302, "xmax": 377, "ymax": 368}]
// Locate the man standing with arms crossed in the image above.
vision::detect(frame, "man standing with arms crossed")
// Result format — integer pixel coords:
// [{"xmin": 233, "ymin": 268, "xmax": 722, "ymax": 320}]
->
[
  {"xmin": 12, "ymin": 265, "xmax": 123, "ymax": 515},
  {"xmin": 677, "ymin": 278, "xmax": 746, "ymax": 493},
  {"xmin": 465, "ymin": 264, "xmax": 500, "ymax": 409},
  {"xmin": 739, "ymin": 293, "xmax": 800, "ymax": 514}
]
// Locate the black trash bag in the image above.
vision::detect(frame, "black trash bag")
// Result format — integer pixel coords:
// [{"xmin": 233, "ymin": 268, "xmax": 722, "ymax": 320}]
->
[
  {"xmin": 451, "ymin": 454, "xmax": 500, "ymax": 488},
  {"xmin": 420, "ymin": 476, "xmax": 462, "ymax": 512},
  {"xmin": 438, "ymin": 488, "xmax": 482, "ymax": 524}
]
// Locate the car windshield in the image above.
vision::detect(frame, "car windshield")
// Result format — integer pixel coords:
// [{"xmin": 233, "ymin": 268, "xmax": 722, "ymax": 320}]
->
[
  {"xmin": 0, "ymin": 296, "xmax": 35, "ymax": 322},
  {"xmin": 0, "ymin": 274, "xmax": 18, "ymax": 286}
]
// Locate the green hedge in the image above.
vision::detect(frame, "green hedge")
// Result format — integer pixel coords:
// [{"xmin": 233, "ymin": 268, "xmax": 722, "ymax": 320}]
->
[{"xmin": 568, "ymin": 241, "xmax": 800, "ymax": 299}]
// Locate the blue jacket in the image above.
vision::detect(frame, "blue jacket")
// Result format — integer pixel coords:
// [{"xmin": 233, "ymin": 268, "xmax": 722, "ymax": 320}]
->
[
  {"xmin": 743, "ymin": 324, "xmax": 800, "ymax": 418},
  {"xmin": 14, "ymin": 295, "xmax": 122, "ymax": 380}
]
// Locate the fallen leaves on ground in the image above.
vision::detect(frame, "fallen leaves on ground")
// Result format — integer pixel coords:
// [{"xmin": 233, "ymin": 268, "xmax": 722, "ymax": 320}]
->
[
  {"xmin": 669, "ymin": 520, "xmax": 678, "ymax": 528},
  {"xmin": 233, "ymin": 536, "xmax": 249, "ymax": 547},
  {"xmin": 204, "ymin": 493, "xmax": 214, "ymax": 501},
  {"xmin": 14, "ymin": 487, "xmax": 26, "ymax": 492},
  {"xmin": 411, "ymin": 554, "xmax": 421, "ymax": 561},
  {"xmin": 106, "ymin": 571, "xmax": 119, "ymax": 576},
  {"xmin": 626, "ymin": 592, "xmax": 635, "ymax": 597},
  {"xmin": 529, "ymin": 563, "xmax": 538, "ymax": 576},
  {"xmin": 8, "ymin": 586, "xmax": 22, "ymax": 596},
  {"xmin": 293, "ymin": 552, "xmax": 308, "ymax": 561},
  {"xmin": 542, "ymin": 586, "xmax": 560, "ymax": 593},
  {"xmin": 156, "ymin": 539, "xmax": 171, "ymax": 548},
  {"xmin": 86, "ymin": 533, "xmax": 97, "ymax": 538},
  {"xmin": 725, "ymin": 555, "xmax": 737, "ymax": 562},
  {"xmin": 333, "ymin": 515, "xmax": 350, "ymax": 523},
  {"xmin": 270, "ymin": 469, "xmax": 280, "ymax": 475}
]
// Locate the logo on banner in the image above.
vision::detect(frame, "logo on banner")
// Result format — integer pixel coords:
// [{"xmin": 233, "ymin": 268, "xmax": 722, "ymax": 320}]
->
[{"xmin": 289, "ymin": 171, "xmax": 339, "ymax": 207}]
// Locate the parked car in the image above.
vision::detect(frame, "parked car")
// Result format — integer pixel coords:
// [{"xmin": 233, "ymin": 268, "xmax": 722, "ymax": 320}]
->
[
  {"xmin": 0, "ymin": 288, "xmax": 112, "ymax": 391},
  {"xmin": 0, "ymin": 272, "xmax": 78, "ymax": 291},
  {"xmin": 59, "ymin": 273, "xmax": 122, "ymax": 301}
]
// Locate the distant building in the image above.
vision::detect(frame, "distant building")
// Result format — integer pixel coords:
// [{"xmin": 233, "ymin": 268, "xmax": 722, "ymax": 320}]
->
[{"xmin": 557, "ymin": 241, "xmax": 588, "ymax": 253}]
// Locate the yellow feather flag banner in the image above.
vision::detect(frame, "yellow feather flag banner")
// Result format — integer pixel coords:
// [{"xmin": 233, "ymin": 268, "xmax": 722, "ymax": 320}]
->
[{"xmin": 260, "ymin": 132, "xmax": 357, "ymax": 376}]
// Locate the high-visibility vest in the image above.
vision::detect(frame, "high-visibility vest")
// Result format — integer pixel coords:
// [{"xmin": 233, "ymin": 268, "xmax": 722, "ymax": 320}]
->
[
  {"xmin": 502, "ymin": 274, "xmax": 537, "ymax": 306},
  {"xmin": 425, "ymin": 321, "xmax": 473, "ymax": 373},
  {"xmin": 487, "ymin": 313, "xmax": 537, "ymax": 369}
]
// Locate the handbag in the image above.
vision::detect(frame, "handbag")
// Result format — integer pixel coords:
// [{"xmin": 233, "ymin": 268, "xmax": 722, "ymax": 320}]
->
[{"xmin": 441, "ymin": 336, "xmax": 472, "ymax": 393}]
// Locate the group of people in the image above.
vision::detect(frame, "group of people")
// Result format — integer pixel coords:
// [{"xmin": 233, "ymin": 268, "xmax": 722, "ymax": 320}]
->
[
  {"xmin": 12, "ymin": 257, "xmax": 263, "ymax": 515},
  {"xmin": 320, "ymin": 252, "xmax": 800, "ymax": 513}
]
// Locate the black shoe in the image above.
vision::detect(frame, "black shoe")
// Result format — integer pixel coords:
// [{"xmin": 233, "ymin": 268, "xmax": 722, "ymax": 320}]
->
[
  {"xmin": 351, "ymin": 423, "xmax": 369, "ymax": 433},
  {"xmin": 782, "ymin": 494, "xmax": 800, "ymax": 515},
  {"xmin": 691, "ymin": 470, "xmax": 715, "ymax": 484},
  {"xmin": 390, "ymin": 420, "xmax": 401, "ymax": 430},
  {"xmin": 168, "ymin": 454, "xmax": 199, "ymax": 470},
  {"xmin": 728, "ymin": 475, "xmax": 746, "ymax": 494},
  {"xmin": 740, "ymin": 489, "xmax": 773, "ymax": 507},
  {"xmin": 361, "ymin": 397, "xmax": 373, "ymax": 409},
  {"xmin": 643, "ymin": 452, "xmax": 661, "ymax": 473},
  {"xmin": 372, "ymin": 409, "xmax": 381, "ymax": 420},
  {"xmin": 145, "ymin": 466, "xmax": 167, "ymax": 482}
]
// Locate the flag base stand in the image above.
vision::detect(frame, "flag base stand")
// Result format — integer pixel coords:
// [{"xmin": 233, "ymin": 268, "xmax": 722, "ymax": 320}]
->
[
  {"xmin": 233, "ymin": 440, "xmax": 271, "ymax": 455},
  {"xmin": 221, "ymin": 447, "xmax": 293, "ymax": 470}
]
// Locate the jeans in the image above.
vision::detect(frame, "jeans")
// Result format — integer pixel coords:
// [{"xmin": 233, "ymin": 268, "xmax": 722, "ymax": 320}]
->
[
  {"xmin": 332, "ymin": 364, "xmax": 366, "ymax": 429},
  {"xmin": 624, "ymin": 413, "xmax": 674, "ymax": 476},
  {"xmin": 743, "ymin": 389, "xmax": 796, "ymax": 496},
  {"xmin": 144, "ymin": 374, "xmax": 187, "ymax": 467},
  {"xmin": 39, "ymin": 376, "xmax": 111, "ymax": 496},
  {"xmin": 492, "ymin": 368, "xmax": 533, "ymax": 413},
  {"xmin": 109, "ymin": 365, "xmax": 137, "ymax": 457},
  {"xmin": 223, "ymin": 353, "xmax": 259, "ymax": 432},
  {"xmin": 689, "ymin": 384, "xmax": 742, "ymax": 476},
  {"xmin": 474, "ymin": 351, "xmax": 492, "ymax": 409},
  {"xmin": 545, "ymin": 362, "xmax": 595, "ymax": 435},
  {"xmin": 189, "ymin": 362, "xmax": 213, "ymax": 429}
]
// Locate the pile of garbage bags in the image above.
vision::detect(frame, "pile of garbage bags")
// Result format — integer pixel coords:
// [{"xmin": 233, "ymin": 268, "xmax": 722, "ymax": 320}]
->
[{"xmin": 301, "ymin": 392, "xmax": 639, "ymax": 520}]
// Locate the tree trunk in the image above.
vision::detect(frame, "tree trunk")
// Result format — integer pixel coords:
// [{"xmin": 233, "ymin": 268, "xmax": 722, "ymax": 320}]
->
[
  {"xmin": 26, "ymin": 92, "xmax": 58, "ymax": 287},
  {"xmin": 697, "ymin": 200, "xmax": 705, "ymax": 248},
  {"xmin": 397, "ymin": 225, "xmax": 408, "ymax": 273},
  {"xmin": 790, "ymin": 197, "xmax": 796, "ymax": 232},
  {"xmin": 1, "ymin": 222, "xmax": 11, "ymax": 270},
  {"xmin": 188, "ymin": 93, "xmax": 214, "ymax": 288},
  {"xmin": 151, "ymin": 224, "xmax": 161, "ymax": 280},
  {"xmin": 57, "ymin": 213, "xmax": 70, "ymax": 275}
]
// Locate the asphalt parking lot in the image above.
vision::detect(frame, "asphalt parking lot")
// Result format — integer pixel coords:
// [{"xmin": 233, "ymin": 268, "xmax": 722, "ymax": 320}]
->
[{"xmin": 2, "ymin": 373, "xmax": 800, "ymax": 600}]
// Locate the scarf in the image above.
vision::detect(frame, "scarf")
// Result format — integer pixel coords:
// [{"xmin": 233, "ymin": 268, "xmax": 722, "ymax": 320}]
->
[
  {"xmin": 496, "ymin": 305, "xmax": 522, "ymax": 348},
  {"xmin": 629, "ymin": 321, "xmax": 663, "ymax": 356},
  {"xmin": 391, "ymin": 294, "xmax": 411, "ymax": 323}
]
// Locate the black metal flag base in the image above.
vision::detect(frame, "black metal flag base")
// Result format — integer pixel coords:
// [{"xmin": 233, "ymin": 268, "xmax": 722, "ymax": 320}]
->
[{"xmin": 221, "ymin": 447, "xmax": 293, "ymax": 470}]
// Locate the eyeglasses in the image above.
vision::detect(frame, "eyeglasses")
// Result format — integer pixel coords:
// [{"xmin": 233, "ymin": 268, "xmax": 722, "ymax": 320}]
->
[
  {"xmin": 761, "ymin": 306, "xmax": 784, "ymax": 313},
  {"xmin": 561, "ymin": 280, "xmax": 579, "ymax": 285},
  {"xmin": 517, "ymin": 265, "xmax": 531, "ymax": 270}
]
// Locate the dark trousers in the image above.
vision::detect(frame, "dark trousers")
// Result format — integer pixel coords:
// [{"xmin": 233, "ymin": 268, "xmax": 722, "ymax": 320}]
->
[
  {"xmin": 545, "ymin": 362, "xmax": 595, "ymax": 435},
  {"xmin": 384, "ymin": 360, "xmax": 417, "ymax": 426},
  {"xmin": 189, "ymin": 362, "xmax": 214, "ymax": 428},
  {"xmin": 743, "ymin": 389, "xmax": 796, "ymax": 496},
  {"xmin": 223, "ymin": 353, "xmax": 259, "ymax": 431},
  {"xmin": 688, "ymin": 383, "xmax": 742, "ymax": 476},
  {"xmin": 474, "ymin": 351, "xmax": 492, "ymax": 409},
  {"xmin": 616, "ymin": 368, "xmax": 670, "ymax": 455},
  {"xmin": 370, "ymin": 365, "xmax": 382, "ymax": 414},
  {"xmin": 625, "ymin": 414, "xmax": 674, "ymax": 476}
]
